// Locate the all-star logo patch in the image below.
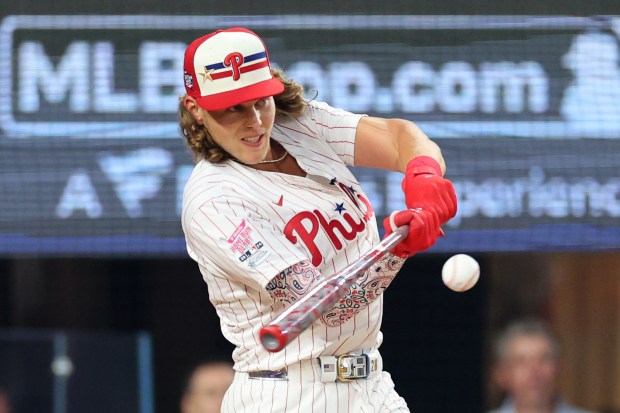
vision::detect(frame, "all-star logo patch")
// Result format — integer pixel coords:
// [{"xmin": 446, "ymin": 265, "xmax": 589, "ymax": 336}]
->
[
  {"xmin": 227, "ymin": 220, "xmax": 252, "ymax": 253},
  {"xmin": 228, "ymin": 221, "xmax": 271, "ymax": 268},
  {"xmin": 238, "ymin": 241, "xmax": 263, "ymax": 260},
  {"xmin": 184, "ymin": 71, "xmax": 194, "ymax": 89},
  {"xmin": 238, "ymin": 240, "xmax": 269, "ymax": 268}
]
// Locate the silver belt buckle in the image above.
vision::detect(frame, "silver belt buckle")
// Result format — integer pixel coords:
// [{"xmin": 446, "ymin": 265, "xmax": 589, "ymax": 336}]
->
[
  {"xmin": 337, "ymin": 353, "xmax": 369, "ymax": 381},
  {"xmin": 319, "ymin": 350, "xmax": 382, "ymax": 382}
]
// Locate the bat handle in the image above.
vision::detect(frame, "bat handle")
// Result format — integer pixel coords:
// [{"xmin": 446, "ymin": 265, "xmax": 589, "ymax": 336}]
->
[{"xmin": 390, "ymin": 225, "xmax": 409, "ymax": 245}]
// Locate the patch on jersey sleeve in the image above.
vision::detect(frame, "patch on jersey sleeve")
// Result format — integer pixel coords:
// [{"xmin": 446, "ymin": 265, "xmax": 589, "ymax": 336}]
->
[{"xmin": 227, "ymin": 220, "xmax": 270, "ymax": 268}]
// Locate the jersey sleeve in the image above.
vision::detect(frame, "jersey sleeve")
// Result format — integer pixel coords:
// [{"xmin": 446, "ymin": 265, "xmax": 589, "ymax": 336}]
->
[
  {"xmin": 184, "ymin": 194, "xmax": 309, "ymax": 292},
  {"xmin": 306, "ymin": 101, "xmax": 366, "ymax": 167}
]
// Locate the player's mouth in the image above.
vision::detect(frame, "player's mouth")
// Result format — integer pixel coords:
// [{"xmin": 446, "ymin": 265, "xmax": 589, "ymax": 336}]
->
[{"xmin": 241, "ymin": 134, "xmax": 265, "ymax": 147}]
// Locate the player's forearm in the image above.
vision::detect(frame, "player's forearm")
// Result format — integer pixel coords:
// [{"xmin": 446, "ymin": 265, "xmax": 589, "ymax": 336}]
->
[
  {"xmin": 266, "ymin": 256, "xmax": 406, "ymax": 328},
  {"xmin": 354, "ymin": 117, "xmax": 446, "ymax": 175},
  {"xmin": 394, "ymin": 119, "xmax": 446, "ymax": 175}
]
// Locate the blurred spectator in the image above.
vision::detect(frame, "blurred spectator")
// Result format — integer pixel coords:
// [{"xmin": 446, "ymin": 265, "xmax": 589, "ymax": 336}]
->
[
  {"xmin": 180, "ymin": 361, "xmax": 234, "ymax": 413},
  {"xmin": 0, "ymin": 388, "xmax": 11, "ymax": 413},
  {"xmin": 487, "ymin": 318, "xmax": 597, "ymax": 413}
]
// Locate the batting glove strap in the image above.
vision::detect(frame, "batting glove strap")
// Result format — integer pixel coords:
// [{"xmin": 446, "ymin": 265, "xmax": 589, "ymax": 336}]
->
[{"xmin": 405, "ymin": 156, "xmax": 442, "ymax": 177}]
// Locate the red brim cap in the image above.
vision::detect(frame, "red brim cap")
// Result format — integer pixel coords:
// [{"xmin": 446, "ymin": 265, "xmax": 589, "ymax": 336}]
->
[
  {"xmin": 184, "ymin": 28, "xmax": 285, "ymax": 111},
  {"xmin": 194, "ymin": 76, "xmax": 284, "ymax": 111}
]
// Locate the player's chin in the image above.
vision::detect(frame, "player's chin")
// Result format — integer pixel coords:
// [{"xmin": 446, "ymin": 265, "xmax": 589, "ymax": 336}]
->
[{"xmin": 241, "ymin": 150, "xmax": 273, "ymax": 165}]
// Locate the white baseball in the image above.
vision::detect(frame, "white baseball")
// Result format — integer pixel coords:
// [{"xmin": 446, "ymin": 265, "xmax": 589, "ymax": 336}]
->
[{"xmin": 441, "ymin": 254, "xmax": 480, "ymax": 292}]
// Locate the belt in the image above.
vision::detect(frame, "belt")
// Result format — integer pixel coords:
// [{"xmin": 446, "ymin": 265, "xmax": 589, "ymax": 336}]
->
[{"xmin": 248, "ymin": 350, "xmax": 383, "ymax": 383}]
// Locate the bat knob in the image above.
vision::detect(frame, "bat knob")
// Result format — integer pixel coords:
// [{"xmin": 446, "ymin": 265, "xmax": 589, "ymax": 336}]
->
[{"xmin": 260, "ymin": 325, "xmax": 288, "ymax": 352}]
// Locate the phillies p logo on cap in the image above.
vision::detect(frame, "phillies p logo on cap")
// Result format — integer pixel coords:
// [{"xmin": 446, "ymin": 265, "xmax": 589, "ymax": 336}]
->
[{"xmin": 183, "ymin": 28, "xmax": 284, "ymax": 111}]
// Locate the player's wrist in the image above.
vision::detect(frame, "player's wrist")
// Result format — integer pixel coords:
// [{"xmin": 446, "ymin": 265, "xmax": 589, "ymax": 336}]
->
[{"xmin": 405, "ymin": 156, "xmax": 442, "ymax": 177}]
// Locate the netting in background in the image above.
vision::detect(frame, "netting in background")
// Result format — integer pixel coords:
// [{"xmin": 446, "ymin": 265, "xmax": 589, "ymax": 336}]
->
[{"xmin": 1, "ymin": 13, "xmax": 619, "ymax": 255}]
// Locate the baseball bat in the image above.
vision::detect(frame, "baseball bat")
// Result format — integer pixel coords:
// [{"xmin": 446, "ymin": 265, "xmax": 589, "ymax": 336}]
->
[{"xmin": 259, "ymin": 225, "xmax": 409, "ymax": 352}]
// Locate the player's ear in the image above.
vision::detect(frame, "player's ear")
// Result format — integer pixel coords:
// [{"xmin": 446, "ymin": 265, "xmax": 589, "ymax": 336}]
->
[{"xmin": 183, "ymin": 96, "xmax": 205, "ymax": 125}]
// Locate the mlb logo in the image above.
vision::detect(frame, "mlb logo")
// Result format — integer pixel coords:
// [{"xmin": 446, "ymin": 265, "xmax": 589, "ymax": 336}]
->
[{"xmin": 238, "ymin": 251, "xmax": 251, "ymax": 262}]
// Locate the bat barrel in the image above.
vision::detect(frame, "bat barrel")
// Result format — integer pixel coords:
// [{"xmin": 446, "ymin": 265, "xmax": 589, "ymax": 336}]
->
[
  {"xmin": 259, "ymin": 225, "xmax": 409, "ymax": 352},
  {"xmin": 259, "ymin": 325, "xmax": 288, "ymax": 352}
]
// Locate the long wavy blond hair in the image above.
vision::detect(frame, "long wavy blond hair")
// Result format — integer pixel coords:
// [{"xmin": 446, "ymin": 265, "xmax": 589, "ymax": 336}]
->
[{"xmin": 179, "ymin": 69, "xmax": 306, "ymax": 163}]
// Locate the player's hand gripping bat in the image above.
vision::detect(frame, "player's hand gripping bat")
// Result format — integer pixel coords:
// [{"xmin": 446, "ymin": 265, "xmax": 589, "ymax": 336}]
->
[{"xmin": 259, "ymin": 226, "xmax": 409, "ymax": 352}]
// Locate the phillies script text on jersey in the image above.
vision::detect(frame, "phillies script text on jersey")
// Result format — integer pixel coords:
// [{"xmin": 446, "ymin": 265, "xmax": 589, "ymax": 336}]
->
[{"xmin": 284, "ymin": 182, "xmax": 374, "ymax": 267}]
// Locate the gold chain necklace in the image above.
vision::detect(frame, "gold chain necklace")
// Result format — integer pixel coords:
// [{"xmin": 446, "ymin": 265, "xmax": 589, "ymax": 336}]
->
[{"xmin": 255, "ymin": 148, "xmax": 288, "ymax": 164}]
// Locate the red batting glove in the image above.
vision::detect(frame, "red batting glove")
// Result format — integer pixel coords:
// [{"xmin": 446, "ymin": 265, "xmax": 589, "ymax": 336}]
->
[
  {"xmin": 401, "ymin": 156, "xmax": 457, "ymax": 224},
  {"xmin": 383, "ymin": 209, "xmax": 442, "ymax": 258}
]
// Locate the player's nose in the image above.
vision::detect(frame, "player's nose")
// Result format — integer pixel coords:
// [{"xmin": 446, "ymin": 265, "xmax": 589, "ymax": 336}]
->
[{"xmin": 245, "ymin": 107, "xmax": 263, "ymax": 128}]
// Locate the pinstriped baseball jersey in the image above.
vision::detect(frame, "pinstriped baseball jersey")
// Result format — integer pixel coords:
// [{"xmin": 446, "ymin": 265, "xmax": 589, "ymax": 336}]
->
[{"xmin": 182, "ymin": 101, "xmax": 386, "ymax": 373}]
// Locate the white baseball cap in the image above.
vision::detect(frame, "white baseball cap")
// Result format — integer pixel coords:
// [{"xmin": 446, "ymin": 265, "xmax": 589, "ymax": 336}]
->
[{"xmin": 183, "ymin": 28, "xmax": 284, "ymax": 111}]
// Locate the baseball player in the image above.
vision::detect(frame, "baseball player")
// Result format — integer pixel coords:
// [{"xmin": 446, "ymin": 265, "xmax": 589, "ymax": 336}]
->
[{"xmin": 179, "ymin": 28, "xmax": 457, "ymax": 412}]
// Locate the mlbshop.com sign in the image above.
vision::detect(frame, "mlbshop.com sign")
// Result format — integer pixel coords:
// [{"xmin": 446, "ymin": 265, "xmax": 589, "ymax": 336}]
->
[
  {"xmin": 0, "ymin": 14, "xmax": 619, "ymax": 255},
  {"xmin": 1, "ymin": 14, "xmax": 620, "ymax": 139}
]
